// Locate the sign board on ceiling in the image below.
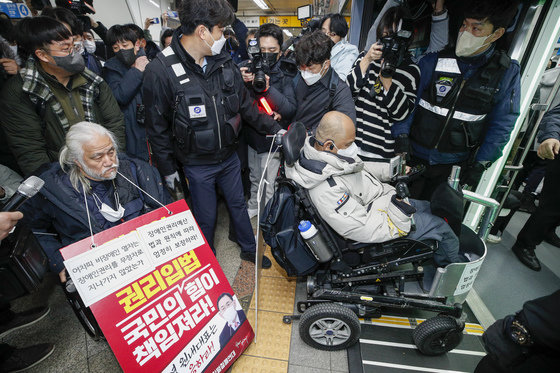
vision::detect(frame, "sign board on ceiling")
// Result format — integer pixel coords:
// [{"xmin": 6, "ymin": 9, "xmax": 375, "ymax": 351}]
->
[
  {"xmin": 0, "ymin": 3, "xmax": 31, "ymax": 18},
  {"xmin": 259, "ymin": 16, "xmax": 350, "ymax": 28}
]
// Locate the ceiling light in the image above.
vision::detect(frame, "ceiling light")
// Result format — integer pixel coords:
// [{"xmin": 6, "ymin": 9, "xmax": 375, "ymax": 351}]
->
[
  {"xmin": 149, "ymin": 0, "xmax": 160, "ymax": 8},
  {"xmin": 253, "ymin": 0, "xmax": 269, "ymax": 10},
  {"xmin": 283, "ymin": 29, "xmax": 293, "ymax": 37}
]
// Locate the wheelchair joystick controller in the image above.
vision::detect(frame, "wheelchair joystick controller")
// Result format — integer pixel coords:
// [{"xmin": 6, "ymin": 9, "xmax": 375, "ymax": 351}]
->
[{"xmin": 395, "ymin": 182, "xmax": 410, "ymax": 199}]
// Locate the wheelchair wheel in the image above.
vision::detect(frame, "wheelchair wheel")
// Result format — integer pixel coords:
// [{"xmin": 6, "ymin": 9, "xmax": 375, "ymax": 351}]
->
[
  {"xmin": 412, "ymin": 315, "xmax": 463, "ymax": 355},
  {"xmin": 65, "ymin": 290, "xmax": 104, "ymax": 341},
  {"xmin": 299, "ymin": 303, "xmax": 360, "ymax": 351}
]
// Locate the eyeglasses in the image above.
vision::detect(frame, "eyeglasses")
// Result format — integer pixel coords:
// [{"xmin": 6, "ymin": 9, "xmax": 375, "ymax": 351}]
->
[{"xmin": 45, "ymin": 41, "xmax": 75, "ymax": 56}]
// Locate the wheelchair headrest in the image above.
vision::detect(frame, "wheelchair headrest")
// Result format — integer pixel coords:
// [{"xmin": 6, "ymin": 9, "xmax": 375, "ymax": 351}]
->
[{"xmin": 282, "ymin": 122, "xmax": 307, "ymax": 167}]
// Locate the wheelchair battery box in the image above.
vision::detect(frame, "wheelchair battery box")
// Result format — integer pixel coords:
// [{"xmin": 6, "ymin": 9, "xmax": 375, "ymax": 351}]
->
[{"xmin": 0, "ymin": 224, "xmax": 48, "ymax": 301}]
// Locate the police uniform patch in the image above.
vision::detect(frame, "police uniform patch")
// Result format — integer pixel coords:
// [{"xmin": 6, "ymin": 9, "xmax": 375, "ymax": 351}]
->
[
  {"xmin": 436, "ymin": 76, "xmax": 454, "ymax": 98},
  {"xmin": 188, "ymin": 105, "xmax": 207, "ymax": 119},
  {"xmin": 337, "ymin": 193, "xmax": 349, "ymax": 205}
]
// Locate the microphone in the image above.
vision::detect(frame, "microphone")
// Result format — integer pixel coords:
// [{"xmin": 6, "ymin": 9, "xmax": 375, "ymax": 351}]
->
[{"xmin": 2, "ymin": 176, "xmax": 45, "ymax": 212}]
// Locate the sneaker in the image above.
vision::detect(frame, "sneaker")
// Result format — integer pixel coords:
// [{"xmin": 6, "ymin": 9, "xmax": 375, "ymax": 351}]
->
[
  {"xmin": 0, "ymin": 307, "xmax": 50, "ymax": 338},
  {"xmin": 512, "ymin": 243, "xmax": 541, "ymax": 271},
  {"xmin": 544, "ymin": 231, "xmax": 560, "ymax": 248},
  {"xmin": 1, "ymin": 343, "xmax": 55, "ymax": 372},
  {"xmin": 486, "ymin": 234, "xmax": 502, "ymax": 244},
  {"xmin": 239, "ymin": 252, "xmax": 272, "ymax": 269}
]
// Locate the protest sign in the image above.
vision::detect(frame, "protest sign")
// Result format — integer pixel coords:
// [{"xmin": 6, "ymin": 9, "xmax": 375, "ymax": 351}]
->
[{"xmin": 61, "ymin": 200, "xmax": 253, "ymax": 372}]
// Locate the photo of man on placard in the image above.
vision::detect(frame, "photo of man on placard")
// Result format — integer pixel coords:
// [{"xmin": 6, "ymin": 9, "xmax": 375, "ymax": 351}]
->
[{"xmin": 216, "ymin": 293, "xmax": 246, "ymax": 350}]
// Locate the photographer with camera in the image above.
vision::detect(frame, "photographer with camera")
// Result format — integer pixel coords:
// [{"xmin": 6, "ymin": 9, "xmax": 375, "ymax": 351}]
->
[
  {"xmin": 392, "ymin": 0, "xmax": 521, "ymax": 200},
  {"xmin": 348, "ymin": 6, "xmax": 420, "ymax": 160},
  {"xmin": 239, "ymin": 23, "xmax": 297, "ymax": 217},
  {"xmin": 103, "ymin": 25, "xmax": 150, "ymax": 162}
]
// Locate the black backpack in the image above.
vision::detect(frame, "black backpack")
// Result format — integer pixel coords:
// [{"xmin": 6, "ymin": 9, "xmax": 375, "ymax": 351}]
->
[{"xmin": 260, "ymin": 179, "xmax": 318, "ymax": 276}]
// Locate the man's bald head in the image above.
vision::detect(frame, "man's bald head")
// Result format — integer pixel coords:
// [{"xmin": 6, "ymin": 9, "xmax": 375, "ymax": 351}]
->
[{"xmin": 314, "ymin": 111, "xmax": 356, "ymax": 154}]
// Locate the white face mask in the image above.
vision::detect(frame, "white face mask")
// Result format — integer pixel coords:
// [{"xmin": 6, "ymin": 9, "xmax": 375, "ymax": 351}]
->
[
  {"xmin": 301, "ymin": 62, "xmax": 327, "ymax": 86},
  {"xmin": 204, "ymin": 28, "xmax": 226, "ymax": 56},
  {"xmin": 222, "ymin": 304, "xmax": 238, "ymax": 324},
  {"xmin": 336, "ymin": 142, "xmax": 359, "ymax": 159},
  {"xmin": 83, "ymin": 40, "xmax": 96, "ymax": 54},
  {"xmin": 92, "ymin": 190, "xmax": 125, "ymax": 222},
  {"xmin": 455, "ymin": 31, "xmax": 494, "ymax": 57}
]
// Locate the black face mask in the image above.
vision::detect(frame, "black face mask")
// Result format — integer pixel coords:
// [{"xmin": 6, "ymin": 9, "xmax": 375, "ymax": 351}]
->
[
  {"xmin": 116, "ymin": 48, "xmax": 136, "ymax": 67},
  {"xmin": 51, "ymin": 50, "xmax": 85, "ymax": 75},
  {"xmin": 262, "ymin": 52, "xmax": 279, "ymax": 67}
]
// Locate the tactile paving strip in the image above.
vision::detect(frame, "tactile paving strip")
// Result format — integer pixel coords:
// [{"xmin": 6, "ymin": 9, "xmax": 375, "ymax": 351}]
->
[
  {"xmin": 249, "ymin": 276, "xmax": 297, "ymax": 314},
  {"xmin": 231, "ymin": 355, "xmax": 289, "ymax": 373},
  {"xmin": 242, "ymin": 309, "xmax": 293, "ymax": 361}
]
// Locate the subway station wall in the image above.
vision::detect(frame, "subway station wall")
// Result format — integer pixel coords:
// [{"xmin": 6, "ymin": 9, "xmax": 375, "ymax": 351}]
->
[{"xmin": 93, "ymin": 0, "xmax": 174, "ymax": 41}]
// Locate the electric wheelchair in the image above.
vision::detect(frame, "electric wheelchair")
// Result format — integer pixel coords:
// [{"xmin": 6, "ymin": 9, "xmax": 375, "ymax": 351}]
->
[{"xmin": 260, "ymin": 122, "xmax": 490, "ymax": 355}]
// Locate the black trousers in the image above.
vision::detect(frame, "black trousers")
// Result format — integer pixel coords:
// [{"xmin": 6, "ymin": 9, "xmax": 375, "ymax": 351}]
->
[{"xmin": 517, "ymin": 155, "xmax": 560, "ymax": 247}]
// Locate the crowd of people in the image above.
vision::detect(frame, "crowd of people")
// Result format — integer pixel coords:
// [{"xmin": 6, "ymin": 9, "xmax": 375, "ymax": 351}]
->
[{"xmin": 0, "ymin": 0, "xmax": 558, "ymax": 371}]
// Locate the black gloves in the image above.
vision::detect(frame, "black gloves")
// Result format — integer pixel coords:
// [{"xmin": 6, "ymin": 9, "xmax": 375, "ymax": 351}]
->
[{"xmin": 461, "ymin": 162, "xmax": 490, "ymax": 187}]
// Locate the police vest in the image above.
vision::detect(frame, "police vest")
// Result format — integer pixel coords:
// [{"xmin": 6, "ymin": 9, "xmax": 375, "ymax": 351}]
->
[
  {"xmin": 156, "ymin": 46, "xmax": 242, "ymax": 164},
  {"xmin": 409, "ymin": 50, "xmax": 510, "ymax": 153}
]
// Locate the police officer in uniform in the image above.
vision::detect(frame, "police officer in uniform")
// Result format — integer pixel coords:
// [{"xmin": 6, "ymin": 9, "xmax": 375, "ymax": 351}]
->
[
  {"xmin": 393, "ymin": 0, "xmax": 521, "ymax": 200},
  {"xmin": 143, "ymin": 0, "xmax": 282, "ymax": 268}
]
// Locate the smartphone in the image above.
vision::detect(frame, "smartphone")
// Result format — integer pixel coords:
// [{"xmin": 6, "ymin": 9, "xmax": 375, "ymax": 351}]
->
[
  {"xmin": 150, "ymin": 17, "xmax": 160, "ymax": 24},
  {"xmin": 167, "ymin": 10, "xmax": 178, "ymax": 18}
]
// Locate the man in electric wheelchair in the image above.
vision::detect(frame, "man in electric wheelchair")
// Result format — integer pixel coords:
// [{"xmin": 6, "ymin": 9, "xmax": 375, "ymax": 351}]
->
[{"xmin": 284, "ymin": 111, "xmax": 467, "ymax": 268}]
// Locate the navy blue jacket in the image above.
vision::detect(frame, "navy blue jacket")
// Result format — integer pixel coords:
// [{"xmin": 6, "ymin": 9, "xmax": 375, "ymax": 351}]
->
[
  {"xmin": 103, "ymin": 52, "xmax": 149, "ymax": 161},
  {"xmin": 23, "ymin": 156, "xmax": 170, "ymax": 272},
  {"xmin": 393, "ymin": 47, "xmax": 521, "ymax": 164},
  {"xmin": 538, "ymin": 102, "xmax": 560, "ymax": 142}
]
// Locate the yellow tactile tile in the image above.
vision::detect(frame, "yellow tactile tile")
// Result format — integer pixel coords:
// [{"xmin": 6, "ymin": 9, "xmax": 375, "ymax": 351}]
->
[
  {"xmin": 262, "ymin": 246, "xmax": 295, "ymax": 279},
  {"xmin": 231, "ymin": 355, "xmax": 288, "ymax": 373},
  {"xmin": 243, "ymin": 309, "xmax": 292, "ymax": 360},
  {"xmin": 250, "ymin": 276, "xmax": 296, "ymax": 313}
]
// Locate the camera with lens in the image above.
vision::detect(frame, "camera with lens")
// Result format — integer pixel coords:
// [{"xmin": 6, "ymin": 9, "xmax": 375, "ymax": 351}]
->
[
  {"xmin": 379, "ymin": 18, "xmax": 413, "ymax": 78},
  {"xmin": 55, "ymin": 0, "xmax": 95, "ymax": 15},
  {"xmin": 246, "ymin": 38, "xmax": 268, "ymax": 94}
]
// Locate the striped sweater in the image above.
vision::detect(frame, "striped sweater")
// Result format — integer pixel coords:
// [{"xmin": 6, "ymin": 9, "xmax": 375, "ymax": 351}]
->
[{"xmin": 347, "ymin": 52, "xmax": 420, "ymax": 158}]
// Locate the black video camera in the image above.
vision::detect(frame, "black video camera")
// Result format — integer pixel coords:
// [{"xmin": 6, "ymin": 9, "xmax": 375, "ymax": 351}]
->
[
  {"xmin": 55, "ymin": 0, "xmax": 95, "ymax": 16},
  {"xmin": 379, "ymin": 18, "xmax": 413, "ymax": 78},
  {"xmin": 246, "ymin": 38, "xmax": 268, "ymax": 94}
]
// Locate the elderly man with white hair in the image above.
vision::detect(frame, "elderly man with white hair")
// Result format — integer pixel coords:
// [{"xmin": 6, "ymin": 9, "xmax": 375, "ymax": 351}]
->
[{"xmin": 22, "ymin": 121, "xmax": 170, "ymax": 282}]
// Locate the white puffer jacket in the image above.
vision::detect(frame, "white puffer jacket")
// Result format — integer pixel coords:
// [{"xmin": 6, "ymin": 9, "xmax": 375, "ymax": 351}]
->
[{"xmin": 285, "ymin": 138, "xmax": 413, "ymax": 243}]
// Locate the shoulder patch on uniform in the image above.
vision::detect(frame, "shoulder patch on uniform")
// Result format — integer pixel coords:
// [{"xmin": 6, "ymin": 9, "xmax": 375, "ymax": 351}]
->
[{"xmin": 337, "ymin": 193, "xmax": 349, "ymax": 206}]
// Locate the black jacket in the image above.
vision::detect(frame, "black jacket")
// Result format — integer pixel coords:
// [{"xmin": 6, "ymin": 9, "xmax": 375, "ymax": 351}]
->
[
  {"xmin": 538, "ymin": 102, "xmax": 560, "ymax": 142},
  {"xmin": 241, "ymin": 57, "xmax": 298, "ymax": 153},
  {"xmin": 294, "ymin": 67, "xmax": 357, "ymax": 132},
  {"xmin": 143, "ymin": 32, "xmax": 282, "ymax": 176}
]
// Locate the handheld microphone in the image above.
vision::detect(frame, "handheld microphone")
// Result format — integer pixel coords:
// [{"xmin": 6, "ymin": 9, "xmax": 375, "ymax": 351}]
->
[{"xmin": 2, "ymin": 176, "xmax": 45, "ymax": 212}]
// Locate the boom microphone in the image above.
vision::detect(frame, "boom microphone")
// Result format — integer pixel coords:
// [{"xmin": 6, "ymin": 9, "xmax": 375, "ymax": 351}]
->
[{"xmin": 2, "ymin": 176, "xmax": 45, "ymax": 212}]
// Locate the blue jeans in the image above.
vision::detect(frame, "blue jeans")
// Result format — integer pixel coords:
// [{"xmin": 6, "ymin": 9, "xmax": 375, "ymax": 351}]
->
[{"xmin": 183, "ymin": 153, "xmax": 255, "ymax": 254}]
